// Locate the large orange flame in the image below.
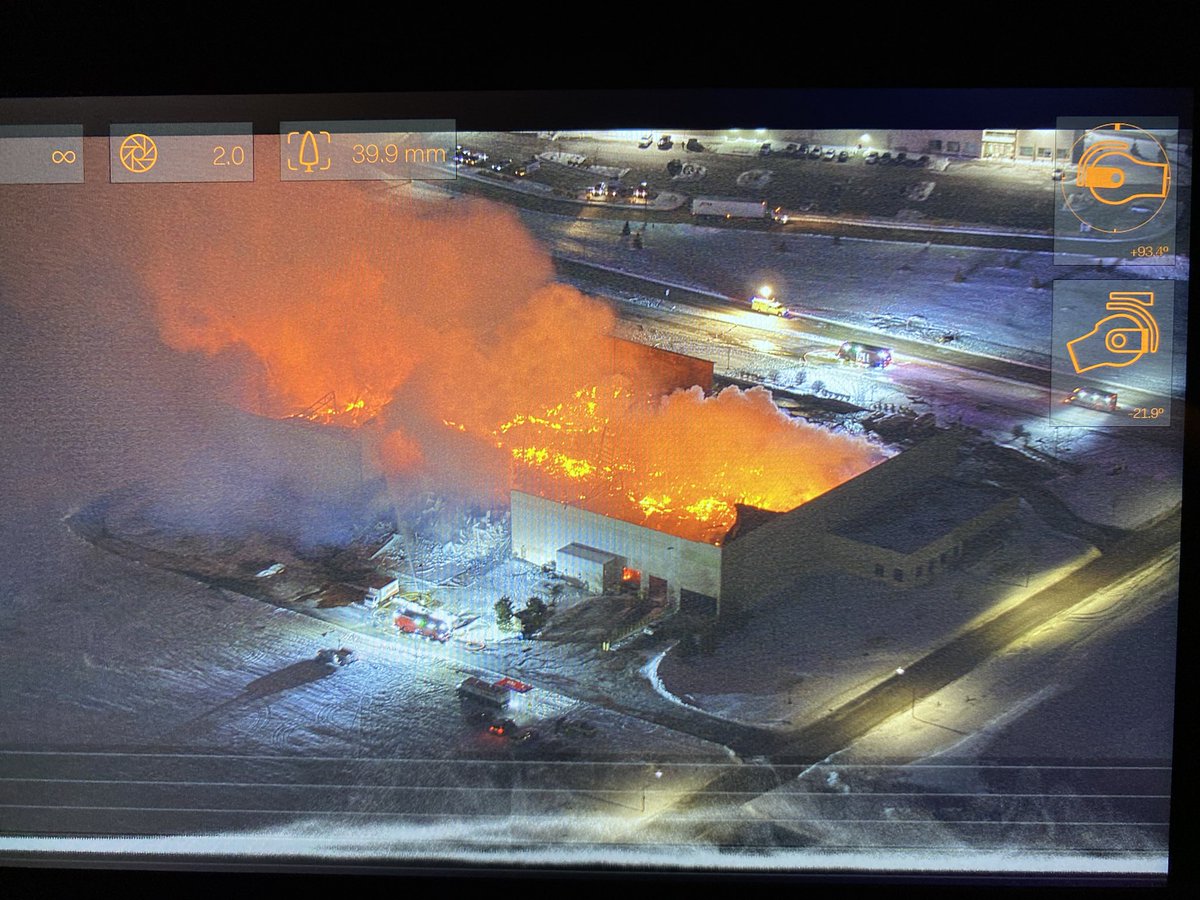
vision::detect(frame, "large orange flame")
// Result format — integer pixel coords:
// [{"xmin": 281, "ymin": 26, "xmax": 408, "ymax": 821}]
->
[
  {"xmin": 481, "ymin": 380, "xmax": 875, "ymax": 543},
  {"xmin": 99, "ymin": 142, "xmax": 881, "ymax": 544}
]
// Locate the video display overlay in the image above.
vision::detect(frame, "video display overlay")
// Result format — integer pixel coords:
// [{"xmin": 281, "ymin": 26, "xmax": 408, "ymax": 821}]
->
[{"xmin": 0, "ymin": 95, "xmax": 1188, "ymax": 880}]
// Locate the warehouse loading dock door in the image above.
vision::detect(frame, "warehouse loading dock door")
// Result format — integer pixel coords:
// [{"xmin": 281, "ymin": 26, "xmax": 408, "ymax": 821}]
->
[
  {"xmin": 648, "ymin": 576, "xmax": 668, "ymax": 605},
  {"xmin": 622, "ymin": 566, "xmax": 641, "ymax": 592}
]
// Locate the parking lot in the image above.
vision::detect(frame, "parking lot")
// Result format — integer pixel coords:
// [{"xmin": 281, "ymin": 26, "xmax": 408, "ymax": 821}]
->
[{"xmin": 455, "ymin": 131, "xmax": 1063, "ymax": 231}]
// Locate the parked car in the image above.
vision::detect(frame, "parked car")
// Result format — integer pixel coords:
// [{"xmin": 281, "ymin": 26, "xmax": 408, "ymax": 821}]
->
[
  {"xmin": 878, "ymin": 152, "xmax": 893, "ymax": 165},
  {"xmin": 823, "ymin": 148, "xmax": 836, "ymax": 161},
  {"xmin": 837, "ymin": 150, "xmax": 849, "ymax": 162},
  {"xmin": 808, "ymin": 145, "xmax": 823, "ymax": 159},
  {"xmin": 657, "ymin": 135, "xmax": 673, "ymax": 150},
  {"xmin": 316, "ymin": 647, "xmax": 355, "ymax": 667},
  {"xmin": 637, "ymin": 134, "xmax": 653, "ymax": 149},
  {"xmin": 759, "ymin": 142, "xmax": 772, "ymax": 157},
  {"xmin": 1064, "ymin": 387, "xmax": 1118, "ymax": 412},
  {"xmin": 685, "ymin": 138, "xmax": 704, "ymax": 152},
  {"xmin": 865, "ymin": 151, "xmax": 879, "ymax": 165}
]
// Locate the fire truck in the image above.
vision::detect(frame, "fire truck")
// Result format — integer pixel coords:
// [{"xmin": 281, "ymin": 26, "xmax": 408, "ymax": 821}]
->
[
  {"xmin": 394, "ymin": 607, "xmax": 451, "ymax": 642},
  {"xmin": 837, "ymin": 341, "xmax": 893, "ymax": 368},
  {"xmin": 457, "ymin": 676, "xmax": 511, "ymax": 708}
]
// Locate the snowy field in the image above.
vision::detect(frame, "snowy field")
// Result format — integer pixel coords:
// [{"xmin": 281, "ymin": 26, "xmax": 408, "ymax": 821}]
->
[
  {"xmin": 656, "ymin": 503, "xmax": 1096, "ymax": 730},
  {"xmin": 1041, "ymin": 431, "xmax": 1183, "ymax": 529},
  {"xmin": 724, "ymin": 549, "xmax": 1178, "ymax": 868},
  {"xmin": 515, "ymin": 210, "xmax": 1189, "ymax": 371}
]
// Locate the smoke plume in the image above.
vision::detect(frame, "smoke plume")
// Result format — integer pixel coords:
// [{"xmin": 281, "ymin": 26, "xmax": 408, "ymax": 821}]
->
[{"xmin": 2, "ymin": 135, "xmax": 881, "ymax": 544}]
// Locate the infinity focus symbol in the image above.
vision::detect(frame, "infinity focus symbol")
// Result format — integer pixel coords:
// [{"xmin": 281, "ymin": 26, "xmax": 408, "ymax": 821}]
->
[{"xmin": 51, "ymin": 149, "xmax": 77, "ymax": 164}]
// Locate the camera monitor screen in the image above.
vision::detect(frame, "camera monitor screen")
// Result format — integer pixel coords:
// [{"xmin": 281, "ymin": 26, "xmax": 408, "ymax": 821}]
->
[{"xmin": 0, "ymin": 88, "xmax": 1189, "ymax": 883}]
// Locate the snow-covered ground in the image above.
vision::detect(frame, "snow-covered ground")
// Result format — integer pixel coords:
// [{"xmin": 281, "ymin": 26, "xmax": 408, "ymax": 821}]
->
[
  {"xmin": 724, "ymin": 548, "xmax": 1178, "ymax": 868},
  {"xmin": 1040, "ymin": 431, "xmax": 1183, "ymax": 528},
  {"xmin": 657, "ymin": 503, "xmax": 1096, "ymax": 730}
]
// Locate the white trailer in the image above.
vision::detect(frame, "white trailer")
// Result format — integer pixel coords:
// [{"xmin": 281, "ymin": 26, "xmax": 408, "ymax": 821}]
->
[
  {"xmin": 363, "ymin": 576, "xmax": 400, "ymax": 609},
  {"xmin": 457, "ymin": 676, "xmax": 511, "ymax": 708},
  {"xmin": 691, "ymin": 197, "xmax": 769, "ymax": 219}
]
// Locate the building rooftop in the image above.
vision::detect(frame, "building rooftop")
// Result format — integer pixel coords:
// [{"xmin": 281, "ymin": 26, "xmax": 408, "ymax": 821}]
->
[
  {"xmin": 831, "ymin": 477, "xmax": 1013, "ymax": 555},
  {"xmin": 725, "ymin": 503, "xmax": 783, "ymax": 542}
]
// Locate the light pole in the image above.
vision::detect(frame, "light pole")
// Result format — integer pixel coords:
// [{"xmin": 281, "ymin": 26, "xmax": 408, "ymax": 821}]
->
[
  {"xmin": 642, "ymin": 768, "xmax": 663, "ymax": 813},
  {"xmin": 896, "ymin": 667, "xmax": 915, "ymax": 718}
]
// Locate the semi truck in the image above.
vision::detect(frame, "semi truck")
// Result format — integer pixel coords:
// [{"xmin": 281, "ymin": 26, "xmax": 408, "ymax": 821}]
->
[{"xmin": 692, "ymin": 197, "xmax": 774, "ymax": 220}]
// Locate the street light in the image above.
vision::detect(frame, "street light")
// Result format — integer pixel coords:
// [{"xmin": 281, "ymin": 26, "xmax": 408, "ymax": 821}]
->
[
  {"xmin": 896, "ymin": 667, "xmax": 915, "ymax": 718},
  {"xmin": 642, "ymin": 770, "xmax": 663, "ymax": 813}
]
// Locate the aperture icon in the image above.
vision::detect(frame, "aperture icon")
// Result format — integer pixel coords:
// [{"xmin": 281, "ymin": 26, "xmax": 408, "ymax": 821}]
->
[{"xmin": 118, "ymin": 133, "xmax": 158, "ymax": 174}]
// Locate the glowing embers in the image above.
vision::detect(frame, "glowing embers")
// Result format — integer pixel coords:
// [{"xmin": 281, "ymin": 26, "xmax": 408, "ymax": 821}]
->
[
  {"xmin": 468, "ymin": 381, "xmax": 872, "ymax": 545},
  {"xmin": 290, "ymin": 391, "xmax": 382, "ymax": 427},
  {"xmin": 622, "ymin": 566, "xmax": 642, "ymax": 590},
  {"xmin": 509, "ymin": 450, "xmax": 595, "ymax": 479},
  {"xmin": 684, "ymin": 496, "xmax": 735, "ymax": 523}
]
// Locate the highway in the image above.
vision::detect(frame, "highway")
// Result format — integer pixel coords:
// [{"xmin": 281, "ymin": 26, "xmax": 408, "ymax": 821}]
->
[
  {"xmin": 554, "ymin": 256, "xmax": 1055, "ymax": 389},
  {"xmin": 554, "ymin": 256, "xmax": 1188, "ymax": 443}
]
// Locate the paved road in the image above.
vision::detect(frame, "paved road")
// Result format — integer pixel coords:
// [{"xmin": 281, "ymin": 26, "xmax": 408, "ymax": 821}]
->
[
  {"xmin": 455, "ymin": 133, "xmax": 1075, "ymax": 248},
  {"xmin": 664, "ymin": 506, "xmax": 1181, "ymax": 833},
  {"xmin": 554, "ymin": 256, "xmax": 1056, "ymax": 389},
  {"xmin": 450, "ymin": 166, "xmax": 1063, "ymax": 253},
  {"xmin": 0, "ymin": 749, "xmax": 682, "ymax": 837}
]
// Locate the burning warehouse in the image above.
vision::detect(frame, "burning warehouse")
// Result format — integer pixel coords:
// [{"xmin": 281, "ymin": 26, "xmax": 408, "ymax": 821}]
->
[
  {"xmin": 92, "ymin": 184, "xmax": 1010, "ymax": 613},
  {"xmin": 512, "ymin": 431, "xmax": 1017, "ymax": 617}
]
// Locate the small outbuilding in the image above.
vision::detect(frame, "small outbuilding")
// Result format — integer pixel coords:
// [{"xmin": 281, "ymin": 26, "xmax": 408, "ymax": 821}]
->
[{"xmin": 555, "ymin": 543, "xmax": 623, "ymax": 594}]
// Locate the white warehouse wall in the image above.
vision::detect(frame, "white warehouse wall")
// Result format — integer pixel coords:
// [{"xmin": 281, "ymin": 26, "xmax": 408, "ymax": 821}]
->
[{"xmin": 510, "ymin": 490, "xmax": 722, "ymax": 605}]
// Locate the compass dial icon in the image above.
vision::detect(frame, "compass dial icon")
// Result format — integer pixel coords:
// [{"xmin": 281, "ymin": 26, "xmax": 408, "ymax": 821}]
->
[{"xmin": 119, "ymin": 133, "xmax": 158, "ymax": 174}]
